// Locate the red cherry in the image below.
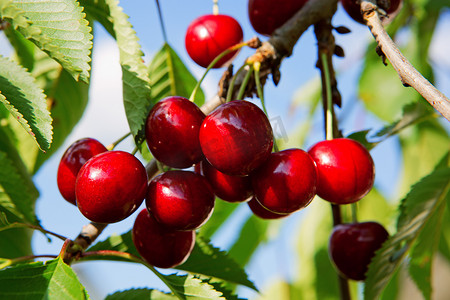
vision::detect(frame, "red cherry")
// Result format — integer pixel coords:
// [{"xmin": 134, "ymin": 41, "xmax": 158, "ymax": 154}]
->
[
  {"xmin": 308, "ymin": 138, "xmax": 375, "ymax": 204},
  {"xmin": 132, "ymin": 209, "xmax": 195, "ymax": 269},
  {"xmin": 145, "ymin": 96, "xmax": 205, "ymax": 169},
  {"xmin": 199, "ymin": 100, "xmax": 273, "ymax": 176},
  {"xmin": 329, "ymin": 222, "xmax": 389, "ymax": 280},
  {"xmin": 247, "ymin": 196, "xmax": 288, "ymax": 220},
  {"xmin": 146, "ymin": 170, "xmax": 215, "ymax": 231},
  {"xmin": 251, "ymin": 148, "xmax": 317, "ymax": 214},
  {"xmin": 185, "ymin": 14, "xmax": 243, "ymax": 68},
  {"xmin": 57, "ymin": 138, "xmax": 107, "ymax": 205},
  {"xmin": 248, "ymin": 0, "xmax": 309, "ymax": 36},
  {"xmin": 340, "ymin": 0, "xmax": 402, "ymax": 24},
  {"xmin": 75, "ymin": 151, "xmax": 148, "ymax": 223},
  {"xmin": 201, "ymin": 160, "xmax": 253, "ymax": 203}
]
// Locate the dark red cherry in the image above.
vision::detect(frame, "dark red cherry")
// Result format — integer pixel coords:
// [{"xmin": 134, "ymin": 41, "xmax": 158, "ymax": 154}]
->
[
  {"xmin": 340, "ymin": 0, "xmax": 402, "ymax": 24},
  {"xmin": 199, "ymin": 100, "xmax": 273, "ymax": 176},
  {"xmin": 185, "ymin": 14, "xmax": 243, "ymax": 68},
  {"xmin": 146, "ymin": 170, "xmax": 215, "ymax": 231},
  {"xmin": 145, "ymin": 96, "xmax": 205, "ymax": 169},
  {"xmin": 57, "ymin": 138, "xmax": 107, "ymax": 205},
  {"xmin": 248, "ymin": 0, "xmax": 309, "ymax": 36},
  {"xmin": 132, "ymin": 209, "xmax": 195, "ymax": 269},
  {"xmin": 201, "ymin": 160, "xmax": 253, "ymax": 203},
  {"xmin": 308, "ymin": 138, "xmax": 375, "ymax": 205},
  {"xmin": 329, "ymin": 222, "xmax": 389, "ymax": 281},
  {"xmin": 75, "ymin": 151, "xmax": 148, "ymax": 223},
  {"xmin": 247, "ymin": 196, "xmax": 288, "ymax": 220},
  {"xmin": 251, "ymin": 148, "xmax": 317, "ymax": 214}
]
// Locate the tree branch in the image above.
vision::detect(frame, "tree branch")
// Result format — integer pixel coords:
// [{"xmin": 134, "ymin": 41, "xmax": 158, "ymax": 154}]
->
[{"xmin": 361, "ymin": 0, "xmax": 450, "ymax": 121}]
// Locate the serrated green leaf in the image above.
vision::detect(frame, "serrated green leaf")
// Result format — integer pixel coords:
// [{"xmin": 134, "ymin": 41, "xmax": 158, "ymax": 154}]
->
[
  {"xmin": 364, "ymin": 167, "xmax": 450, "ymax": 300},
  {"xmin": 149, "ymin": 43, "xmax": 204, "ymax": 106},
  {"xmin": 0, "ymin": 55, "xmax": 52, "ymax": 152},
  {"xmin": 0, "ymin": 151, "xmax": 37, "ymax": 224},
  {"xmin": 87, "ymin": 231, "xmax": 257, "ymax": 290},
  {"xmin": 0, "ymin": 0, "xmax": 93, "ymax": 82},
  {"xmin": 106, "ymin": 288, "xmax": 177, "ymax": 300},
  {"xmin": 0, "ymin": 257, "xmax": 89, "ymax": 299},
  {"xmin": 178, "ymin": 235, "xmax": 257, "ymax": 291},
  {"xmin": 105, "ymin": 0, "xmax": 152, "ymax": 145},
  {"xmin": 162, "ymin": 273, "xmax": 225, "ymax": 300},
  {"xmin": 79, "ymin": 0, "xmax": 115, "ymax": 37}
]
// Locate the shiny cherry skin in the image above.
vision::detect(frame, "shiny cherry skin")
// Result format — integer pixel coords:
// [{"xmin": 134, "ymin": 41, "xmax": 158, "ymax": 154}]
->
[
  {"xmin": 145, "ymin": 96, "xmax": 205, "ymax": 169},
  {"xmin": 251, "ymin": 148, "xmax": 317, "ymax": 214},
  {"xmin": 75, "ymin": 151, "xmax": 148, "ymax": 223},
  {"xmin": 247, "ymin": 196, "xmax": 288, "ymax": 220},
  {"xmin": 201, "ymin": 160, "xmax": 253, "ymax": 203},
  {"xmin": 146, "ymin": 170, "xmax": 215, "ymax": 231},
  {"xmin": 185, "ymin": 14, "xmax": 243, "ymax": 68},
  {"xmin": 132, "ymin": 209, "xmax": 195, "ymax": 269},
  {"xmin": 199, "ymin": 100, "xmax": 274, "ymax": 176},
  {"xmin": 308, "ymin": 138, "xmax": 375, "ymax": 204},
  {"xmin": 340, "ymin": 0, "xmax": 402, "ymax": 24},
  {"xmin": 329, "ymin": 222, "xmax": 389, "ymax": 281},
  {"xmin": 248, "ymin": 0, "xmax": 309, "ymax": 36},
  {"xmin": 57, "ymin": 138, "xmax": 107, "ymax": 205}
]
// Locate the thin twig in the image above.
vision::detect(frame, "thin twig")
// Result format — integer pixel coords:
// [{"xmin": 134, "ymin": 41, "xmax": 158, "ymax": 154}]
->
[{"xmin": 361, "ymin": 0, "xmax": 450, "ymax": 121}]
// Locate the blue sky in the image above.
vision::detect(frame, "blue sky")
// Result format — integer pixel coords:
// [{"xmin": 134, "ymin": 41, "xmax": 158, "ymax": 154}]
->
[{"xmin": 1, "ymin": 1, "xmax": 450, "ymax": 299}]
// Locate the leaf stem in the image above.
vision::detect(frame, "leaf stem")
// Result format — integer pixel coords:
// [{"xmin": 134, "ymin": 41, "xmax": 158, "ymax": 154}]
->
[
  {"xmin": 0, "ymin": 254, "xmax": 58, "ymax": 269},
  {"xmin": 254, "ymin": 61, "xmax": 279, "ymax": 152},
  {"xmin": 0, "ymin": 222, "xmax": 68, "ymax": 242},
  {"xmin": 155, "ymin": 0, "xmax": 168, "ymax": 44}
]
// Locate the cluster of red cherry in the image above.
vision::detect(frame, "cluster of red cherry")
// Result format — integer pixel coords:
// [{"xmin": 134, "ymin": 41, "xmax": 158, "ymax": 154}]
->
[{"xmin": 56, "ymin": 0, "xmax": 401, "ymax": 278}]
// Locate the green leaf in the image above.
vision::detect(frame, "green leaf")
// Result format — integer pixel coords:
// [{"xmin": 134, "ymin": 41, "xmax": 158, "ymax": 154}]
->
[
  {"xmin": 0, "ymin": 55, "xmax": 52, "ymax": 152},
  {"xmin": 161, "ymin": 273, "xmax": 225, "ymax": 300},
  {"xmin": 0, "ymin": 151, "xmax": 37, "ymax": 224},
  {"xmin": 105, "ymin": 0, "xmax": 152, "ymax": 144},
  {"xmin": 228, "ymin": 214, "xmax": 270, "ymax": 267},
  {"xmin": 87, "ymin": 231, "xmax": 257, "ymax": 291},
  {"xmin": 149, "ymin": 43, "xmax": 204, "ymax": 106},
  {"xmin": 0, "ymin": 257, "xmax": 89, "ymax": 299},
  {"xmin": 364, "ymin": 167, "xmax": 450, "ymax": 300},
  {"xmin": 3, "ymin": 26, "xmax": 35, "ymax": 71},
  {"xmin": 0, "ymin": 0, "xmax": 93, "ymax": 82},
  {"xmin": 106, "ymin": 288, "xmax": 178, "ymax": 300},
  {"xmin": 178, "ymin": 235, "xmax": 257, "ymax": 291},
  {"xmin": 79, "ymin": 0, "xmax": 115, "ymax": 37}
]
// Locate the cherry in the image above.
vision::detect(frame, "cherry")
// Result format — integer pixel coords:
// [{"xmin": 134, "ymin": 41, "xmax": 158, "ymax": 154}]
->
[
  {"xmin": 251, "ymin": 148, "xmax": 317, "ymax": 214},
  {"xmin": 340, "ymin": 0, "xmax": 402, "ymax": 24},
  {"xmin": 329, "ymin": 222, "xmax": 389, "ymax": 281},
  {"xmin": 308, "ymin": 138, "xmax": 375, "ymax": 204},
  {"xmin": 132, "ymin": 209, "xmax": 195, "ymax": 269},
  {"xmin": 248, "ymin": 0, "xmax": 309, "ymax": 36},
  {"xmin": 185, "ymin": 14, "xmax": 243, "ymax": 68},
  {"xmin": 57, "ymin": 138, "xmax": 107, "ymax": 205},
  {"xmin": 145, "ymin": 96, "xmax": 205, "ymax": 169},
  {"xmin": 75, "ymin": 151, "xmax": 148, "ymax": 223},
  {"xmin": 146, "ymin": 170, "xmax": 215, "ymax": 231},
  {"xmin": 247, "ymin": 196, "xmax": 288, "ymax": 220},
  {"xmin": 201, "ymin": 160, "xmax": 253, "ymax": 203},
  {"xmin": 199, "ymin": 100, "xmax": 273, "ymax": 176}
]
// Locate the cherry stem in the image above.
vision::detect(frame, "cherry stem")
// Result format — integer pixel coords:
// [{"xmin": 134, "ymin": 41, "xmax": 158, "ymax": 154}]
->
[
  {"xmin": 189, "ymin": 40, "xmax": 252, "ymax": 102},
  {"xmin": 351, "ymin": 203, "xmax": 358, "ymax": 223},
  {"xmin": 254, "ymin": 61, "xmax": 279, "ymax": 152},
  {"xmin": 212, "ymin": 0, "xmax": 219, "ymax": 15},
  {"xmin": 155, "ymin": 0, "xmax": 168, "ymax": 43},
  {"xmin": 226, "ymin": 63, "xmax": 248, "ymax": 102},
  {"xmin": 107, "ymin": 132, "xmax": 132, "ymax": 150},
  {"xmin": 80, "ymin": 250, "xmax": 184, "ymax": 299},
  {"xmin": 237, "ymin": 64, "xmax": 253, "ymax": 100}
]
